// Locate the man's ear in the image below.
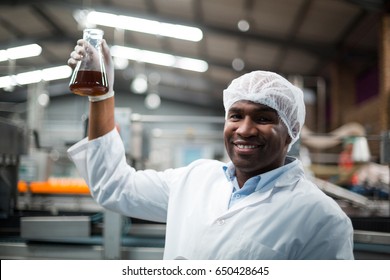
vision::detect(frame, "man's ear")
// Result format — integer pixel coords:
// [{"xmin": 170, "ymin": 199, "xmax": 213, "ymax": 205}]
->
[{"xmin": 285, "ymin": 135, "xmax": 292, "ymax": 145}]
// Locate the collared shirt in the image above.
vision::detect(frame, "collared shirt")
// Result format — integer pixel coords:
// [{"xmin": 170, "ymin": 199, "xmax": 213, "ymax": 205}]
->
[{"xmin": 223, "ymin": 159, "xmax": 296, "ymax": 208}]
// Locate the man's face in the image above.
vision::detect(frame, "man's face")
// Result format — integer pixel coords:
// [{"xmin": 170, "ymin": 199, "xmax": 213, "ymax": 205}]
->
[{"xmin": 224, "ymin": 100, "xmax": 291, "ymax": 178}]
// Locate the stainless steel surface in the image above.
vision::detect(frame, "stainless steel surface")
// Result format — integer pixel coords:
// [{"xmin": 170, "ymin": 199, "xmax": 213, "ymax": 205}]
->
[
  {"xmin": 21, "ymin": 216, "xmax": 90, "ymax": 240},
  {"xmin": 353, "ymin": 230, "xmax": 390, "ymax": 259},
  {"xmin": 0, "ymin": 242, "xmax": 164, "ymax": 260},
  {"xmin": 17, "ymin": 194, "xmax": 103, "ymax": 213},
  {"xmin": 354, "ymin": 230, "xmax": 390, "ymax": 245},
  {"xmin": 313, "ymin": 177, "xmax": 371, "ymax": 208},
  {"xmin": 103, "ymin": 210, "xmax": 122, "ymax": 259},
  {"xmin": 128, "ymin": 223, "xmax": 166, "ymax": 238}
]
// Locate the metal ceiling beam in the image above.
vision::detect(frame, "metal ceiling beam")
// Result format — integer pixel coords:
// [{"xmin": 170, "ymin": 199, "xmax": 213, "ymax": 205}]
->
[
  {"xmin": 1, "ymin": 1, "xmax": 377, "ymax": 66},
  {"xmin": 273, "ymin": 0, "xmax": 314, "ymax": 72},
  {"xmin": 30, "ymin": 4, "xmax": 65, "ymax": 37},
  {"xmin": 0, "ymin": 0, "xmax": 381, "ymax": 86}
]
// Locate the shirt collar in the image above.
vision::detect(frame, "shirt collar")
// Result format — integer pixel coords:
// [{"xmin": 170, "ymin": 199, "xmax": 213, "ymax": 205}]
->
[
  {"xmin": 255, "ymin": 160, "xmax": 294, "ymax": 192},
  {"xmin": 222, "ymin": 157, "xmax": 297, "ymax": 192},
  {"xmin": 222, "ymin": 161, "xmax": 236, "ymax": 182}
]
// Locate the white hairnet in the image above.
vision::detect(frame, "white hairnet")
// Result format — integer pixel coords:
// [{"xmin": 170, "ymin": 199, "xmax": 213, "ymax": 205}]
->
[{"xmin": 223, "ymin": 70, "xmax": 305, "ymax": 151}]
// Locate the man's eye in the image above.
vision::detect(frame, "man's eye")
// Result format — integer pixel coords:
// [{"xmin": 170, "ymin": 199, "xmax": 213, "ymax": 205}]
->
[
  {"xmin": 256, "ymin": 117, "xmax": 270, "ymax": 123},
  {"xmin": 229, "ymin": 114, "xmax": 241, "ymax": 120},
  {"xmin": 254, "ymin": 114, "xmax": 280, "ymax": 124}
]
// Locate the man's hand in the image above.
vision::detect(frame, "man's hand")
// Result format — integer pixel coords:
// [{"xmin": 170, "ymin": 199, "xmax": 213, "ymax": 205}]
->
[{"xmin": 68, "ymin": 38, "xmax": 115, "ymax": 102}]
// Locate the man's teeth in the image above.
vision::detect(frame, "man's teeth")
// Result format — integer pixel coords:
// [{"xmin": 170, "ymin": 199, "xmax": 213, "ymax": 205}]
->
[{"xmin": 237, "ymin": 144, "xmax": 257, "ymax": 149}]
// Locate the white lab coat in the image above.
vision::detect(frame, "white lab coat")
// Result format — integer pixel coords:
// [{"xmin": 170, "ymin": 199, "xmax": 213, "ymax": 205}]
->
[{"xmin": 68, "ymin": 128, "xmax": 354, "ymax": 259}]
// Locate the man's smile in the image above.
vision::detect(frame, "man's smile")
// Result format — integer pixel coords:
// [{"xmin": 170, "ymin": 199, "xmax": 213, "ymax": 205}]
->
[
  {"xmin": 235, "ymin": 144, "xmax": 258, "ymax": 149},
  {"xmin": 233, "ymin": 140, "xmax": 262, "ymax": 153}
]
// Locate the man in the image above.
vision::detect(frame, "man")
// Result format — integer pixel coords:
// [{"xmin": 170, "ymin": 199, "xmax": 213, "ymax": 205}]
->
[{"xmin": 67, "ymin": 39, "xmax": 354, "ymax": 259}]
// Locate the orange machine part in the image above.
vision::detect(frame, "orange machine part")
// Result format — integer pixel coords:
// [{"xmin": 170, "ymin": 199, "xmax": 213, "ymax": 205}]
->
[{"xmin": 18, "ymin": 178, "xmax": 90, "ymax": 195}]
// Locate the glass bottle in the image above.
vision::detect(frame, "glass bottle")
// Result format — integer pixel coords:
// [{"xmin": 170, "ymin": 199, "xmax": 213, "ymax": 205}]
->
[{"xmin": 69, "ymin": 28, "xmax": 109, "ymax": 96}]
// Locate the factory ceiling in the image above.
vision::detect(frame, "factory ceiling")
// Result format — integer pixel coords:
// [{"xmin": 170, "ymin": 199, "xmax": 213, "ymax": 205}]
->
[{"xmin": 0, "ymin": 0, "xmax": 388, "ymax": 110}]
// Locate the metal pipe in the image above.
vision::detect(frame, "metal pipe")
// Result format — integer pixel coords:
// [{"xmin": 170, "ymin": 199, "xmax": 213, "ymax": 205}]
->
[{"xmin": 131, "ymin": 114, "xmax": 225, "ymax": 124}]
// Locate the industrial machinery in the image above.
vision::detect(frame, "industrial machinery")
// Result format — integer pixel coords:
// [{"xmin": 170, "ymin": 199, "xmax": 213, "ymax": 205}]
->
[{"xmin": 0, "ymin": 119, "xmax": 28, "ymax": 218}]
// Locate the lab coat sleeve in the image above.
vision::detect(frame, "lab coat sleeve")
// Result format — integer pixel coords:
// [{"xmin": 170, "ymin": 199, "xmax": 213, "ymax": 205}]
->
[{"xmin": 68, "ymin": 128, "xmax": 170, "ymax": 223}]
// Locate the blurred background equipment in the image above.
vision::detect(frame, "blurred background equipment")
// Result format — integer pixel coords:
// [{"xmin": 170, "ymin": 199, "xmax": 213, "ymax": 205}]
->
[{"xmin": 0, "ymin": 119, "xmax": 28, "ymax": 218}]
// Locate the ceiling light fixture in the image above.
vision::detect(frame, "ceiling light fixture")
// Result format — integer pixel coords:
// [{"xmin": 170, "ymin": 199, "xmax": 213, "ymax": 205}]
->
[
  {"xmin": 0, "ymin": 44, "xmax": 42, "ymax": 62},
  {"xmin": 42, "ymin": 66, "xmax": 73, "ymax": 81},
  {"xmin": 232, "ymin": 58, "xmax": 245, "ymax": 71},
  {"xmin": 15, "ymin": 70, "xmax": 42, "ymax": 85},
  {"xmin": 110, "ymin": 45, "xmax": 208, "ymax": 72},
  {"xmin": 237, "ymin": 19, "xmax": 250, "ymax": 32},
  {"xmin": 0, "ymin": 65, "xmax": 72, "ymax": 89},
  {"xmin": 0, "ymin": 76, "xmax": 15, "ymax": 89},
  {"xmin": 145, "ymin": 92, "xmax": 161, "ymax": 110},
  {"xmin": 131, "ymin": 74, "xmax": 148, "ymax": 94},
  {"xmin": 84, "ymin": 11, "xmax": 203, "ymax": 42}
]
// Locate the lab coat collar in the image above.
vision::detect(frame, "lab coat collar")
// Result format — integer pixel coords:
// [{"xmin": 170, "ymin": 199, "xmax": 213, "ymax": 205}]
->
[
  {"xmin": 274, "ymin": 157, "xmax": 303, "ymax": 188},
  {"xmin": 221, "ymin": 157, "xmax": 304, "ymax": 214}
]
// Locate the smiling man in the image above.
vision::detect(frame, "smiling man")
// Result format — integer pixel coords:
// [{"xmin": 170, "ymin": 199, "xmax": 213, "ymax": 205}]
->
[
  {"xmin": 67, "ymin": 40, "xmax": 354, "ymax": 259},
  {"xmin": 224, "ymin": 102, "xmax": 290, "ymax": 185}
]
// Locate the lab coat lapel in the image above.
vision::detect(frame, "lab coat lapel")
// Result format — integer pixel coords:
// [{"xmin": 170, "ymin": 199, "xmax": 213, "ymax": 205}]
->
[
  {"xmin": 227, "ymin": 187, "xmax": 274, "ymax": 213},
  {"xmin": 209, "ymin": 180, "xmax": 234, "ymax": 221},
  {"xmin": 225, "ymin": 163, "xmax": 303, "ymax": 214}
]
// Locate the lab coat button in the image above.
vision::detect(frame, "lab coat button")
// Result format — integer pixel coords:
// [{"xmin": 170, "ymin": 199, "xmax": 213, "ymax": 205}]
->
[{"xmin": 217, "ymin": 219, "xmax": 225, "ymax": 225}]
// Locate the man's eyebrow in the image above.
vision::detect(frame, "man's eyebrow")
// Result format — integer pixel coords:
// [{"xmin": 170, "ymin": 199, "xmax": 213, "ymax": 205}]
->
[
  {"xmin": 248, "ymin": 105, "xmax": 278, "ymax": 114},
  {"xmin": 256, "ymin": 107, "xmax": 278, "ymax": 113},
  {"xmin": 228, "ymin": 107, "xmax": 242, "ymax": 112}
]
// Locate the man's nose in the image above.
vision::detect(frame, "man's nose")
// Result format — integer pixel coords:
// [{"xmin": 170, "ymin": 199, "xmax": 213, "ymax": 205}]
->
[{"xmin": 236, "ymin": 117, "xmax": 257, "ymax": 137}]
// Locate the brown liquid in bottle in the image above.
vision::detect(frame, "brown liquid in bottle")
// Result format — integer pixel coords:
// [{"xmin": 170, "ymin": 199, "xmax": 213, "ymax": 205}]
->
[{"xmin": 69, "ymin": 70, "xmax": 109, "ymax": 96}]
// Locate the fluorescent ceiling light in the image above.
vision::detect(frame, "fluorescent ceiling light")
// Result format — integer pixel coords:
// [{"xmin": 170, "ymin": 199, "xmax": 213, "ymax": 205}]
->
[
  {"xmin": 0, "ymin": 65, "xmax": 72, "ymax": 89},
  {"xmin": 131, "ymin": 74, "xmax": 148, "ymax": 94},
  {"xmin": 0, "ymin": 76, "xmax": 16, "ymax": 88},
  {"xmin": 111, "ymin": 45, "xmax": 208, "ymax": 72},
  {"xmin": 85, "ymin": 11, "xmax": 203, "ymax": 42},
  {"xmin": 15, "ymin": 70, "xmax": 42, "ymax": 85},
  {"xmin": 175, "ymin": 57, "xmax": 209, "ymax": 72},
  {"xmin": 0, "ymin": 44, "xmax": 42, "ymax": 61},
  {"xmin": 0, "ymin": 50, "xmax": 7, "ymax": 62},
  {"xmin": 42, "ymin": 65, "xmax": 73, "ymax": 81}
]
